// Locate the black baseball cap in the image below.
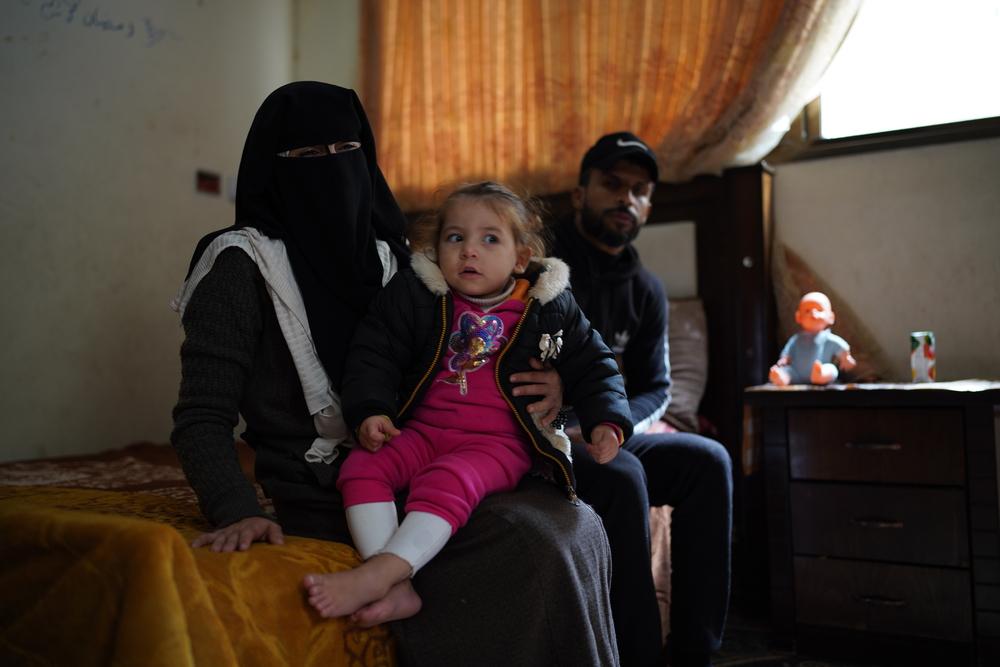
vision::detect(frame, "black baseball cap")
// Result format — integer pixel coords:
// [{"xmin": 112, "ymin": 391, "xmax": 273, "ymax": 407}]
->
[{"xmin": 578, "ymin": 131, "xmax": 659, "ymax": 184}]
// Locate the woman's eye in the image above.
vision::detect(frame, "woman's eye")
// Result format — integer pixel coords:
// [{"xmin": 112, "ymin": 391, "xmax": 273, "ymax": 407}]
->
[
  {"xmin": 277, "ymin": 141, "xmax": 360, "ymax": 158},
  {"xmin": 278, "ymin": 145, "xmax": 328, "ymax": 158},
  {"xmin": 332, "ymin": 141, "xmax": 361, "ymax": 153}
]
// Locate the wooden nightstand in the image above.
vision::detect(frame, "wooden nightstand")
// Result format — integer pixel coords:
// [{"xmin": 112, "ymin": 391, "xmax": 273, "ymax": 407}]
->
[{"xmin": 744, "ymin": 381, "xmax": 1000, "ymax": 666}]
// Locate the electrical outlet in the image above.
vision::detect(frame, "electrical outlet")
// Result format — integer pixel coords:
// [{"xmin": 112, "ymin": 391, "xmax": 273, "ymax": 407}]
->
[{"xmin": 196, "ymin": 170, "xmax": 221, "ymax": 195}]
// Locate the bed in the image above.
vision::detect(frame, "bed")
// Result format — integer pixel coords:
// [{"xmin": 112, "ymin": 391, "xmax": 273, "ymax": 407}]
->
[
  {"xmin": 0, "ymin": 442, "xmax": 395, "ymax": 666},
  {"xmin": 0, "ymin": 164, "xmax": 774, "ymax": 665}
]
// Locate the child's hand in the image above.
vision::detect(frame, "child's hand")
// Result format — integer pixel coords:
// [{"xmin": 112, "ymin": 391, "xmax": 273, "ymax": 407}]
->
[
  {"xmin": 587, "ymin": 424, "xmax": 621, "ymax": 464},
  {"xmin": 359, "ymin": 415, "xmax": 400, "ymax": 452}
]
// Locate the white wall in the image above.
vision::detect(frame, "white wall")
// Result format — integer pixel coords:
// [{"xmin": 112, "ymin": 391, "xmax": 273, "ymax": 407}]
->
[
  {"xmin": 293, "ymin": 0, "xmax": 360, "ymax": 85},
  {"xmin": 0, "ymin": 0, "xmax": 362, "ymax": 464},
  {"xmin": 0, "ymin": 0, "xmax": 302, "ymax": 462},
  {"xmin": 774, "ymin": 137, "xmax": 1000, "ymax": 382}
]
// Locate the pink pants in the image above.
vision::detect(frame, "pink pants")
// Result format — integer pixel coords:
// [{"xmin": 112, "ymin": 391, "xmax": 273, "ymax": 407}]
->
[{"xmin": 338, "ymin": 420, "xmax": 532, "ymax": 533}]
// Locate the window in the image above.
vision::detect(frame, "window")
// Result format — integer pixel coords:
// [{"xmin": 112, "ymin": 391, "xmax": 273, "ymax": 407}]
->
[{"xmin": 769, "ymin": 0, "xmax": 1000, "ymax": 161}]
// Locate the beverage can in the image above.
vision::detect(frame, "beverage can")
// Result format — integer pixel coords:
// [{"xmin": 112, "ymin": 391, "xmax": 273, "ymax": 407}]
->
[{"xmin": 910, "ymin": 331, "xmax": 936, "ymax": 382}]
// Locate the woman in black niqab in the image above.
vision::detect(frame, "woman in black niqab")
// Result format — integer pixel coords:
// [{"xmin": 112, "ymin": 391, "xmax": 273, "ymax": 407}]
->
[
  {"xmin": 187, "ymin": 81, "xmax": 408, "ymax": 389},
  {"xmin": 172, "ymin": 82, "xmax": 619, "ymax": 667}
]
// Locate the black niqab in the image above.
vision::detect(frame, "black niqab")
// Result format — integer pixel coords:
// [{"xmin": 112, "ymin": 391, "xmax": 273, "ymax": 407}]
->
[{"xmin": 185, "ymin": 82, "xmax": 409, "ymax": 390}]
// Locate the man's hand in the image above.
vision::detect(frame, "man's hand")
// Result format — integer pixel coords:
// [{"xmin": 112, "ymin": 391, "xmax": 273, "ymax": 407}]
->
[
  {"xmin": 192, "ymin": 516, "xmax": 285, "ymax": 552},
  {"xmin": 359, "ymin": 415, "xmax": 400, "ymax": 451},
  {"xmin": 510, "ymin": 357, "xmax": 563, "ymax": 426},
  {"xmin": 587, "ymin": 424, "xmax": 621, "ymax": 464}
]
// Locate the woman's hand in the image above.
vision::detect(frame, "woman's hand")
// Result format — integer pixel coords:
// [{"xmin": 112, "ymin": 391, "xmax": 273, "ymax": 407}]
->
[
  {"xmin": 587, "ymin": 425, "xmax": 621, "ymax": 464},
  {"xmin": 359, "ymin": 415, "xmax": 400, "ymax": 451},
  {"xmin": 510, "ymin": 357, "xmax": 563, "ymax": 427},
  {"xmin": 191, "ymin": 516, "xmax": 285, "ymax": 552}
]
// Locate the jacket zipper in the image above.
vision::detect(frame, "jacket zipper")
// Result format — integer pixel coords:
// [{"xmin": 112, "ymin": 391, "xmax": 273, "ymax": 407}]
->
[
  {"xmin": 397, "ymin": 296, "xmax": 449, "ymax": 418},
  {"xmin": 495, "ymin": 297, "xmax": 578, "ymax": 502}
]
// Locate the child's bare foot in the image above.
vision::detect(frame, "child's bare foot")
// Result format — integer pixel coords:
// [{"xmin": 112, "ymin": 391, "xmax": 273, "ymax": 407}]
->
[
  {"xmin": 350, "ymin": 579, "xmax": 423, "ymax": 627},
  {"xmin": 303, "ymin": 553, "xmax": 410, "ymax": 618}
]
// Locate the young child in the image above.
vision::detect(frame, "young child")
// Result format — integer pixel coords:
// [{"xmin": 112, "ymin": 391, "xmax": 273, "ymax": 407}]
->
[
  {"xmin": 769, "ymin": 291, "xmax": 857, "ymax": 385},
  {"xmin": 303, "ymin": 181, "xmax": 632, "ymax": 621}
]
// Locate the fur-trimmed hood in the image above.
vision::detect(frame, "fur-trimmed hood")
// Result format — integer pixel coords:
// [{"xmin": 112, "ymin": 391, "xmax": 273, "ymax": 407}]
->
[{"xmin": 411, "ymin": 252, "xmax": 570, "ymax": 304}]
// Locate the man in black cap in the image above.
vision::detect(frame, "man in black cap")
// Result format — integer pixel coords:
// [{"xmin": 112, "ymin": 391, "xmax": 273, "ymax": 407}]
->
[{"xmin": 550, "ymin": 132, "xmax": 732, "ymax": 667}]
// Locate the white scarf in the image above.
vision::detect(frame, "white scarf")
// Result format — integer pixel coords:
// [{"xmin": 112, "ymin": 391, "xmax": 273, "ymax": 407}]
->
[{"xmin": 171, "ymin": 228, "xmax": 398, "ymax": 464}]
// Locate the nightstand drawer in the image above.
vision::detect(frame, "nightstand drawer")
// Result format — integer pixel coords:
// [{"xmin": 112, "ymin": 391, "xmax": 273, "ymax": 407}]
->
[
  {"xmin": 794, "ymin": 557, "xmax": 972, "ymax": 641},
  {"xmin": 790, "ymin": 483, "xmax": 968, "ymax": 566},
  {"xmin": 788, "ymin": 408, "xmax": 964, "ymax": 484}
]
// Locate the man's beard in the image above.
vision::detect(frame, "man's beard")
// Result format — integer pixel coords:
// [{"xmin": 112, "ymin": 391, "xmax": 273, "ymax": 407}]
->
[{"xmin": 580, "ymin": 205, "xmax": 639, "ymax": 248}]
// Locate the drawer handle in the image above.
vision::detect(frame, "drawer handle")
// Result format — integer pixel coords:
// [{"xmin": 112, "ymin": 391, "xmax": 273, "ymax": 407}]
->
[
  {"xmin": 850, "ymin": 516, "xmax": 904, "ymax": 529},
  {"xmin": 854, "ymin": 594, "xmax": 907, "ymax": 608},
  {"xmin": 844, "ymin": 441, "xmax": 902, "ymax": 451}
]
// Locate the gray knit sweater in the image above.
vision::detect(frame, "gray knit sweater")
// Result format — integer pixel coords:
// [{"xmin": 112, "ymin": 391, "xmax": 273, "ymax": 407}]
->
[{"xmin": 170, "ymin": 248, "xmax": 325, "ymax": 527}]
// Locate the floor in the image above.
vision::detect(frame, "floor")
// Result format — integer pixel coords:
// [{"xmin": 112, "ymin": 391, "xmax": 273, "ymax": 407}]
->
[
  {"xmin": 716, "ymin": 608, "xmax": 876, "ymax": 667},
  {"xmin": 714, "ymin": 576, "xmax": 879, "ymax": 667}
]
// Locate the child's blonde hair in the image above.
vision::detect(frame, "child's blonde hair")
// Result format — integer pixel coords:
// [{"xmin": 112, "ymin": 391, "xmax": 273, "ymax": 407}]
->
[{"xmin": 408, "ymin": 181, "xmax": 548, "ymax": 262}]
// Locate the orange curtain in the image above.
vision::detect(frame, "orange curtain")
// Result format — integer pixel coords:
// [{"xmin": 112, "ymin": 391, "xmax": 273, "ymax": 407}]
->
[{"xmin": 361, "ymin": 0, "xmax": 859, "ymax": 210}]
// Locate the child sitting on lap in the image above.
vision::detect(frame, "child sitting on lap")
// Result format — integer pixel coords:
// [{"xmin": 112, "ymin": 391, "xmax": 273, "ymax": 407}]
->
[{"xmin": 303, "ymin": 181, "xmax": 632, "ymax": 621}]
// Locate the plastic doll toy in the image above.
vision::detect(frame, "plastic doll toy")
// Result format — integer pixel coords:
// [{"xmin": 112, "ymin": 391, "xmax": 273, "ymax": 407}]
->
[{"xmin": 769, "ymin": 291, "xmax": 857, "ymax": 386}]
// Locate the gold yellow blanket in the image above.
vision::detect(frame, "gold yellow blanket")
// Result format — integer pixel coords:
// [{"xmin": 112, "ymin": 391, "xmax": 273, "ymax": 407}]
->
[{"xmin": 0, "ymin": 450, "xmax": 395, "ymax": 667}]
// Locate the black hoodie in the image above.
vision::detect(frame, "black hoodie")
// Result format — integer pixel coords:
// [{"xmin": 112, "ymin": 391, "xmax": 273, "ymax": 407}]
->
[{"xmin": 549, "ymin": 217, "xmax": 672, "ymax": 433}]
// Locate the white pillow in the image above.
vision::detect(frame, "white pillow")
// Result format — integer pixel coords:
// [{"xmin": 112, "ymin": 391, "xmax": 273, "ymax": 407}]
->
[{"xmin": 664, "ymin": 298, "xmax": 708, "ymax": 432}]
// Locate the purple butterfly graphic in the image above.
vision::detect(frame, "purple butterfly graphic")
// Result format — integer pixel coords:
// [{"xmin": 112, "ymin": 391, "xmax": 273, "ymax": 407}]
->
[{"xmin": 443, "ymin": 312, "xmax": 506, "ymax": 394}]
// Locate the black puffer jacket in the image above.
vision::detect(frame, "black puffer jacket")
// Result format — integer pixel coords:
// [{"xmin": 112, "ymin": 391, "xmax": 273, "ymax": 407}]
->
[{"xmin": 342, "ymin": 252, "xmax": 633, "ymax": 498}]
